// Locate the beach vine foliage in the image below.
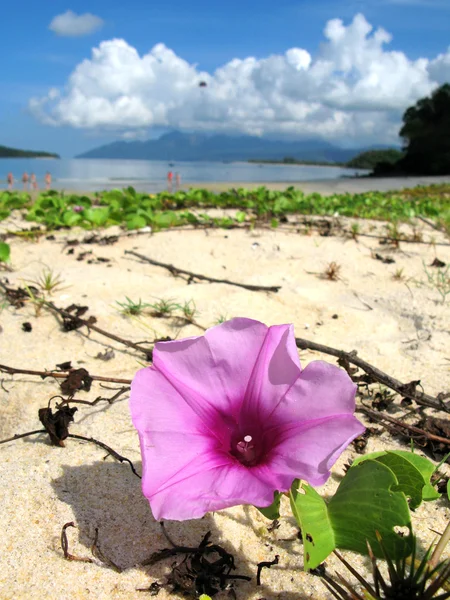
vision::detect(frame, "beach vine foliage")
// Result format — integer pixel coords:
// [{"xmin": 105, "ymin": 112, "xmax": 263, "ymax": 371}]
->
[
  {"xmin": 0, "ymin": 184, "xmax": 449, "ymax": 233},
  {"xmin": 0, "ymin": 241, "xmax": 10, "ymax": 262}
]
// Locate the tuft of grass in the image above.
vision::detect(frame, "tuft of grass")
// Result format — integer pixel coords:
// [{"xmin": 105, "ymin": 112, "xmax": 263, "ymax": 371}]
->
[
  {"xmin": 392, "ymin": 268, "xmax": 406, "ymax": 282},
  {"xmin": 28, "ymin": 267, "xmax": 67, "ymax": 295},
  {"xmin": 149, "ymin": 298, "xmax": 179, "ymax": 318},
  {"xmin": 323, "ymin": 262, "xmax": 341, "ymax": 281},
  {"xmin": 349, "ymin": 223, "xmax": 360, "ymax": 241},
  {"xmin": 179, "ymin": 299, "xmax": 198, "ymax": 323},
  {"xmin": 385, "ymin": 222, "xmax": 402, "ymax": 248},
  {"xmin": 214, "ymin": 314, "xmax": 228, "ymax": 325},
  {"xmin": 116, "ymin": 297, "xmax": 150, "ymax": 316},
  {"xmin": 410, "ymin": 226, "xmax": 423, "ymax": 243},
  {"xmin": 23, "ymin": 284, "xmax": 46, "ymax": 317},
  {"xmin": 422, "ymin": 262, "xmax": 450, "ymax": 303}
]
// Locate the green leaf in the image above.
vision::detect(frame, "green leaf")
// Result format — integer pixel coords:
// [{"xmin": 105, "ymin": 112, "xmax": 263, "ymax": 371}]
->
[
  {"xmin": 353, "ymin": 450, "xmax": 440, "ymax": 506},
  {"xmin": 289, "ymin": 480, "xmax": 335, "ymax": 570},
  {"xmin": 235, "ymin": 211, "xmax": 247, "ymax": 223},
  {"xmin": 447, "ymin": 479, "xmax": 450, "ymax": 502},
  {"xmin": 255, "ymin": 492, "xmax": 281, "ymax": 520},
  {"xmin": 328, "ymin": 460, "xmax": 413, "ymax": 559},
  {"xmin": 0, "ymin": 242, "xmax": 10, "ymax": 262},
  {"xmin": 125, "ymin": 214, "xmax": 147, "ymax": 230},
  {"xmin": 83, "ymin": 207, "xmax": 110, "ymax": 227},
  {"xmin": 62, "ymin": 211, "xmax": 82, "ymax": 227}
]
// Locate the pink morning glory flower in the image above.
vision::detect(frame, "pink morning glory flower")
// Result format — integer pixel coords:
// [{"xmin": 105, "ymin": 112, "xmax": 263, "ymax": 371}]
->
[{"xmin": 130, "ymin": 318, "xmax": 364, "ymax": 521}]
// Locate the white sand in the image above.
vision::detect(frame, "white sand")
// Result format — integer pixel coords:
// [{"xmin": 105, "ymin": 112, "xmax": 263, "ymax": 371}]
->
[{"xmin": 0, "ymin": 209, "xmax": 449, "ymax": 599}]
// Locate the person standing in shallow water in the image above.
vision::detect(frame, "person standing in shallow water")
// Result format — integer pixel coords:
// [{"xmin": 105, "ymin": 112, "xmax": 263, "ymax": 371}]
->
[
  {"xmin": 175, "ymin": 172, "xmax": 181, "ymax": 191},
  {"xmin": 22, "ymin": 172, "xmax": 29, "ymax": 191},
  {"xmin": 45, "ymin": 171, "xmax": 52, "ymax": 190},
  {"xmin": 167, "ymin": 170, "xmax": 173, "ymax": 193},
  {"xmin": 30, "ymin": 173, "xmax": 38, "ymax": 190},
  {"xmin": 7, "ymin": 172, "xmax": 13, "ymax": 190}
]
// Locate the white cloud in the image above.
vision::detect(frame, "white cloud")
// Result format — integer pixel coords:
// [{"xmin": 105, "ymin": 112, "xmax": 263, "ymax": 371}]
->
[
  {"xmin": 32, "ymin": 13, "xmax": 449, "ymax": 145},
  {"xmin": 49, "ymin": 10, "xmax": 103, "ymax": 37}
]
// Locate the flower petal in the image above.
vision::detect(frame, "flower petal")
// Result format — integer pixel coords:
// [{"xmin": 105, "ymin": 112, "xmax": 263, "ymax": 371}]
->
[
  {"xmin": 147, "ymin": 454, "xmax": 277, "ymax": 520},
  {"xmin": 153, "ymin": 317, "xmax": 269, "ymax": 419},
  {"xmin": 259, "ymin": 415, "xmax": 365, "ymax": 489},
  {"xmin": 130, "ymin": 367, "xmax": 220, "ymax": 494},
  {"xmin": 268, "ymin": 360, "xmax": 358, "ymax": 426},
  {"xmin": 240, "ymin": 323, "xmax": 301, "ymax": 425}
]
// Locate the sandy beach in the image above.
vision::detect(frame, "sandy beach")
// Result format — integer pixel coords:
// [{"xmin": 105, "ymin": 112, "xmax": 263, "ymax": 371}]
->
[
  {"xmin": 184, "ymin": 174, "xmax": 450, "ymax": 195},
  {"xmin": 0, "ymin": 185, "xmax": 449, "ymax": 599}
]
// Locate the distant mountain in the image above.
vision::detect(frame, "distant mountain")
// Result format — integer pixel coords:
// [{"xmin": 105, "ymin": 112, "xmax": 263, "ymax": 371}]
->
[
  {"xmin": 76, "ymin": 131, "xmax": 376, "ymax": 163},
  {"xmin": 0, "ymin": 145, "xmax": 59, "ymax": 159}
]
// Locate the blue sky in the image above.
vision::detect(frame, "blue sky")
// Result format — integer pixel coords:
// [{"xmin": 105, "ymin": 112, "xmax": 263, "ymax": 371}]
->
[{"xmin": 1, "ymin": 0, "xmax": 449, "ymax": 157}]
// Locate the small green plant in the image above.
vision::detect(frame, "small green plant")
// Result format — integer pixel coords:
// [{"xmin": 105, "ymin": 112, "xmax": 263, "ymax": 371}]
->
[
  {"xmin": 116, "ymin": 297, "xmax": 150, "ymax": 316},
  {"xmin": 0, "ymin": 242, "xmax": 10, "ymax": 263},
  {"xmin": 149, "ymin": 298, "xmax": 179, "ymax": 318},
  {"xmin": 423, "ymin": 262, "xmax": 450, "ymax": 302},
  {"xmin": 214, "ymin": 314, "xmax": 228, "ymax": 325},
  {"xmin": 23, "ymin": 284, "xmax": 46, "ymax": 317},
  {"xmin": 321, "ymin": 533, "xmax": 450, "ymax": 600},
  {"xmin": 28, "ymin": 267, "xmax": 67, "ymax": 295},
  {"xmin": 410, "ymin": 226, "xmax": 423, "ymax": 243},
  {"xmin": 349, "ymin": 222, "xmax": 360, "ymax": 241},
  {"xmin": 392, "ymin": 268, "xmax": 406, "ymax": 282},
  {"xmin": 385, "ymin": 222, "xmax": 402, "ymax": 248},
  {"xmin": 179, "ymin": 299, "xmax": 198, "ymax": 323}
]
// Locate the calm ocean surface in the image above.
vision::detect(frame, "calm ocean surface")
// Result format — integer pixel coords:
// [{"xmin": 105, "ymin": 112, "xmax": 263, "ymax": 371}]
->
[{"xmin": 0, "ymin": 158, "xmax": 367, "ymax": 192}]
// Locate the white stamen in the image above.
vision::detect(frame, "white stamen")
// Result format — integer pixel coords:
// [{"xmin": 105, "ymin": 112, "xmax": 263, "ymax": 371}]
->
[{"xmin": 244, "ymin": 435, "xmax": 252, "ymax": 443}]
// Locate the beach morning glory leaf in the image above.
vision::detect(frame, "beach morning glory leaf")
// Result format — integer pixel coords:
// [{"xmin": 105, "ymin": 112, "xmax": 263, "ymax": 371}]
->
[
  {"xmin": 328, "ymin": 460, "xmax": 413, "ymax": 559},
  {"xmin": 130, "ymin": 317, "xmax": 364, "ymax": 521},
  {"xmin": 289, "ymin": 460, "xmax": 413, "ymax": 569},
  {"xmin": 352, "ymin": 450, "xmax": 440, "ymax": 508},
  {"xmin": 289, "ymin": 479, "xmax": 334, "ymax": 570},
  {"xmin": 256, "ymin": 491, "xmax": 282, "ymax": 520}
]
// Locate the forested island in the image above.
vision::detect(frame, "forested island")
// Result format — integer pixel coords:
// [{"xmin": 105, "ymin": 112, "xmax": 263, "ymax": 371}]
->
[
  {"xmin": 0, "ymin": 145, "xmax": 59, "ymax": 159},
  {"xmin": 247, "ymin": 149, "xmax": 404, "ymax": 170}
]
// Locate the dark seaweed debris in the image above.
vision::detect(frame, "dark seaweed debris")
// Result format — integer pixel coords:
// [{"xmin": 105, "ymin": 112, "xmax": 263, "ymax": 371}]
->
[
  {"xmin": 38, "ymin": 405, "xmax": 77, "ymax": 446},
  {"xmin": 144, "ymin": 530, "xmax": 251, "ymax": 597}
]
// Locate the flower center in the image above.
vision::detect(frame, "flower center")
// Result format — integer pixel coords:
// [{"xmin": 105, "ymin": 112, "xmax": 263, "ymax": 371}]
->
[{"xmin": 233, "ymin": 434, "xmax": 258, "ymax": 466}]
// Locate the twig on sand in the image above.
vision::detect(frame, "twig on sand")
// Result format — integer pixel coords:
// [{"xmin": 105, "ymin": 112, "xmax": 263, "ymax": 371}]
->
[
  {"xmin": 0, "ymin": 429, "xmax": 46, "ymax": 445},
  {"xmin": 0, "ymin": 363, "xmax": 132, "ymax": 385},
  {"xmin": 45, "ymin": 302, "xmax": 154, "ymax": 360},
  {"xmin": 295, "ymin": 337, "xmax": 448, "ymax": 412},
  {"xmin": 357, "ymin": 406, "xmax": 450, "ymax": 446},
  {"xmin": 66, "ymin": 434, "xmax": 141, "ymax": 478},
  {"xmin": 124, "ymin": 250, "xmax": 281, "ymax": 293},
  {"xmin": 416, "ymin": 215, "xmax": 448, "ymax": 235},
  {"xmin": 0, "ymin": 428, "xmax": 141, "ymax": 478}
]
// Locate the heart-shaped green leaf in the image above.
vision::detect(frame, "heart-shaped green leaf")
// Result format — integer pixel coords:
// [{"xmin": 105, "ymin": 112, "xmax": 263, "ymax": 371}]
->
[
  {"xmin": 353, "ymin": 450, "xmax": 440, "ymax": 507},
  {"xmin": 329, "ymin": 460, "xmax": 413, "ymax": 558}
]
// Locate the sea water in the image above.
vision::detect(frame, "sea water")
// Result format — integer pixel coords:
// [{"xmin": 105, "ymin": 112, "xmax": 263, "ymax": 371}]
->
[{"xmin": 0, "ymin": 158, "xmax": 368, "ymax": 193}]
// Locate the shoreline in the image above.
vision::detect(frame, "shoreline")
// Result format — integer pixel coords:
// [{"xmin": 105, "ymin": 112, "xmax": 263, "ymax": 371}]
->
[
  {"xmin": 2, "ymin": 174, "xmax": 450, "ymax": 196},
  {"xmin": 182, "ymin": 174, "xmax": 450, "ymax": 195}
]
